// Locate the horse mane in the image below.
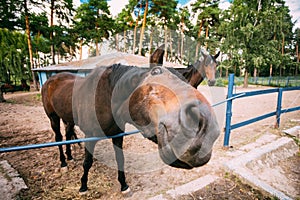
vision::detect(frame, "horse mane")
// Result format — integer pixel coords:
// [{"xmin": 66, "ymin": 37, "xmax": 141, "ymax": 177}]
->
[
  {"xmin": 165, "ymin": 67, "xmax": 187, "ymax": 82},
  {"xmin": 107, "ymin": 64, "xmax": 149, "ymax": 106},
  {"xmin": 109, "ymin": 64, "xmax": 142, "ymax": 87}
]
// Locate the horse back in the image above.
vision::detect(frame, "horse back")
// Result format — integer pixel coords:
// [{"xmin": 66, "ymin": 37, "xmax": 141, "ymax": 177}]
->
[{"xmin": 42, "ymin": 72, "xmax": 77, "ymax": 122}]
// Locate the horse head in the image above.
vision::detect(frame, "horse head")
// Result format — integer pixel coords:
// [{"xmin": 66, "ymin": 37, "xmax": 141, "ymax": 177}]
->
[
  {"xmin": 113, "ymin": 66, "xmax": 220, "ymax": 169},
  {"xmin": 196, "ymin": 50, "xmax": 219, "ymax": 86},
  {"xmin": 150, "ymin": 45, "xmax": 220, "ymax": 87}
]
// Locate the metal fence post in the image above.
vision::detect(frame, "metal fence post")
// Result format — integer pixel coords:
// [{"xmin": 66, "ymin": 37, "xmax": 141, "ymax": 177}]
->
[
  {"xmin": 224, "ymin": 73, "xmax": 235, "ymax": 147},
  {"xmin": 275, "ymin": 88, "xmax": 283, "ymax": 128},
  {"xmin": 285, "ymin": 77, "xmax": 290, "ymax": 87}
]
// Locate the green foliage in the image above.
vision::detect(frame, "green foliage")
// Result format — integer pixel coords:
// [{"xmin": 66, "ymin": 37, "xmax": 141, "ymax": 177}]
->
[
  {"xmin": 0, "ymin": 28, "xmax": 30, "ymax": 83},
  {"xmin": 0, "ymin": 0, "xmax": 23, "ymax": 30},
  {"xmin": 0, "ymin": 0, "xmax": 299, "ymax": 81},
  {"xmin": 219, "ymin": 0, "xmax": 296, "ymax": 77},
  {"xmin": 150, "ymin": 0, "xmax": 178, "ymax": 26},
  {"xmin": 73, "ymin": 0, "xmax": 114, "ymax": 46}
]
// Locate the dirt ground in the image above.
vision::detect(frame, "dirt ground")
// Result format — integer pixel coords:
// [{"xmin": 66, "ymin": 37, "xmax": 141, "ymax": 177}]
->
[{"xmin": 0, "ymin": 85, "xmax": 299, "ymax": 200}]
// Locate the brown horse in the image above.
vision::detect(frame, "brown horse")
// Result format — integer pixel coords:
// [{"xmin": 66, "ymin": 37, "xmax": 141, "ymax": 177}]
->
[
  {"xmin": 150, "ymin": 44, "xmax": 220, "ymax": 87},
  {"xmin": 40, "ymin": 47, "xmax": 218, "ymax": 170},
  {"xmin": 42, "ymin": 64, "xmax": 220, "ymax": 194}
]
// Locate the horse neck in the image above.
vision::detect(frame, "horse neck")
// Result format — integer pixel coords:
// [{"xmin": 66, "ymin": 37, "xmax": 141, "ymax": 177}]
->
[
  {"xmin": 189, "ymin": 69, "xmax": 204, "ymax": 88},
  {"xmin": 193, "ymin": 60, "xmax": 206, "ymax": 78},
  {"xmin": 185, "ymin": 61, "xmax": 205, "ymax": 88}
]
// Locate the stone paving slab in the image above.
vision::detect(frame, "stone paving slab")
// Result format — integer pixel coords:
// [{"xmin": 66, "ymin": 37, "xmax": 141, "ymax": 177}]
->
[
  {"xmin": 0, "ymin": 160, "xmax": 27, "ymax": 200},
  {"xmin": 283, "ymin": 126, "xmax": 300, "ymax": 138},
  {"xmin": 225, "ymin": 136, "xmax": 298, "ymax": 200}
]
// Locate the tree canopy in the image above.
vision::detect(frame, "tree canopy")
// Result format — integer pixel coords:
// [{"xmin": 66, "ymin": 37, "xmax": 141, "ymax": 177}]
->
[{"xmin": 0, "ymin": 0, "xmax": 298, "ymax": 87}]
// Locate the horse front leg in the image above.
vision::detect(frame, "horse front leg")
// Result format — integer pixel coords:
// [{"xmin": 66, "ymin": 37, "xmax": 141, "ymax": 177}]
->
[
  {"xmin": 112, "ymin": 137, "xmax": 131, "ymax": 195},
  {"xmin": 64, "ymin": 122, "xmax": 75, "ymax": 161},
  {"xmin": 79, "ymin": 141, "xmax": 96, "ymax": 193},
  {"xmin": 50, "ymin": 114, "xmax": 67, "ymax": 168}
]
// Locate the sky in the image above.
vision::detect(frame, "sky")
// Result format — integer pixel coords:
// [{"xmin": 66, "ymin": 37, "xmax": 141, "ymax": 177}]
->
[{"xmin": 104, "ymin": 0, "xmax": 300, "ymax": 29}]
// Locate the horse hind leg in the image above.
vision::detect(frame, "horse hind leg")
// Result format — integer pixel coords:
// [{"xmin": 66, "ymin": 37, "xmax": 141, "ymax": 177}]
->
[
  {"xmin": 64, "ymin": 121, "xmax": 75, "ymax": 161},
  {"xmin": 112, "ymin": 137, "xmax": 131, "ymax": 196},
  {"xmin": 79, "ymin": 141, "xmax": 96, "ymax": 193},
  {"xmin": 50, "ymin": 114, "xmax": 67, "ymax": 168}
]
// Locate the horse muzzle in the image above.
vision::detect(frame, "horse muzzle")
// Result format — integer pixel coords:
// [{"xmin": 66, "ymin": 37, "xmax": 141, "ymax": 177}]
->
[{"xmin": 157, "ymin": 100, "xmax": 219, "ymax": 169}]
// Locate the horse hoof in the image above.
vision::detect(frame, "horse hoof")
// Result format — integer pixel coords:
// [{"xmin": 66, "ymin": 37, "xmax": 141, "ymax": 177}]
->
[
  {"xmin": 67, "ymin": 155, "xmax": 73, "ymax": 161},
  {"xmin": 121, "ymin": 187, "xmax": 132, "ymax": 197},
  {"xmin": 60, "ymin": 166, "xmax": 68, "ymax": 173},
  {"xmin": 79, "ymin": 190, "xmax": 88, "ymax": 195},
  {"xmin": 61, "ymin": 162, "xmax": 67, "ymax": 168},
  {"xmin": 79, "ymin": 187, "xmax": 88, "ymax": 195}
]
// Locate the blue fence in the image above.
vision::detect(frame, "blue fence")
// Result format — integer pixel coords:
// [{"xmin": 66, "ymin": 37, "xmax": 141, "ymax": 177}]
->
[
  {"xmin": 0, "ymin": 130, "xmax": 140, "ymax": 153},
  {"xmin": 0, "ymin": 93, "xmax": 233, "ymax": 153},
  {"xmin": 224, "ymin": 74, "xmax": 300, "ymax": 147},
  {"xmin": 1, "ymin": 74, "xmax": 299, "ymax": 152}
]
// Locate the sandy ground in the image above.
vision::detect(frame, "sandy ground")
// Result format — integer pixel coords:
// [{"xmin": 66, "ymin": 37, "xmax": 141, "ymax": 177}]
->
[{"xmin": 0, "ymin": 85, "xmax": 299, "ymax": 199}]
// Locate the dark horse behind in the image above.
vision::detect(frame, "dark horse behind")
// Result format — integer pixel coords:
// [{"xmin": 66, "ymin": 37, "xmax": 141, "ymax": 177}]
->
[
  {"xmin": 42, "ymin": 60, "xmax": 220, "ymax": 195},
  {"xmin": 150, "ymin": 44, "xmax": 220, "ymax": 88},
  {"xmin": 1, "ymin": 79, "xmax": 30, "ymax": 94}
]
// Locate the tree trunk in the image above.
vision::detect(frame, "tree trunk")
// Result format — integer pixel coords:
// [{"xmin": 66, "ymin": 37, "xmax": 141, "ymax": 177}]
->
[
  {"xmin": 243, "ymin": 70, "xmax": 248, "ymax": 88},
  {"xmin": 269, "ymin": 64, "xmax": 273, "ymax": 77},
  {"xmin": 205, "ymin": 25, "xmax": 209, "ymax": 49},
  {"xmin": 138, "ymin": 0, "xmax": 148, "ymax": 56},
  {"xmin": 169, "ymin": 29, "xmax": 173, "ymax": 61},
  {"xmin": 296, "ymin": 43, "xmax": 299, "ymax": 75},
  {"xmin": 123, "ymin": 30, "xmax": 127, "ymax": 53},
  {"xmin": 24, "ymin": 0, "xmax": 38, "ymax": 91},
  {"xmin": 133, "ymin": 21, "xmax": 137, "ymax": 54},
  {"xmin": 50, "ymin": 0, "xmax": 55, "ymax": 64},
  {"xmin": 115, "ymin": 33, "xmax": 119, "ymax": 51},
  {"xmin": 96, "ymin": 39, "xmax": 99, "ymax": 56},
  {"xmin": 180, "ymin": 29, "xmax": 184, "ymax": 64},
  {"xmin": 133, "ymin": 3, "xmax": 142, "ymax": 54},
  {"xmin": 280, "ymin": 34, "xmax": 285, "ymax": 77},
  {"xmin": 79, "ymin": 39, "xmax": 83, "ymax": 60},
  {"xmin": 254, "ymin": 67, "xmax": 257, "ymax": 79},
  {"xmin": 149, "ymin": 27, "xmax": 153, "ymax": 54},
  {"xmin": 99, "ymin": 43, "xmax": 103, "ymax": 56},
  {"xmin": 180, "ymin": 18, "xmax": 185, "ymax": 64},
  {"xmin": 195, "ymin": 20, "xmax": 203, "ymax": 61},
  {"xmin": 164, "ymin": 25, "xmax": 168, "ymax": 61}
]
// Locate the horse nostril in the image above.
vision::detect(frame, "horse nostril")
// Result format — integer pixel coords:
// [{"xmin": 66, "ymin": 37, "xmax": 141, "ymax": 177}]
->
[
  {"xmin": 186, "ymin": 105, "xmax": 201, "ymax": 124},
  {"xmin": 180, "ymin": 101, "xmax": 202, "ymax": 137}
]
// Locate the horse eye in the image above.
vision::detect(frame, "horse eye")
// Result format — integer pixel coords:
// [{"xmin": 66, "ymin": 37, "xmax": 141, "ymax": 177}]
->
[{"xmin": 151, "ymin": 67, "xmax": 163, "ymax": 75}]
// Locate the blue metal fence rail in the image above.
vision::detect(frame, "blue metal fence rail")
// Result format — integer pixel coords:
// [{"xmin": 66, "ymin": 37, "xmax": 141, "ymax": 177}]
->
[
  {"xmin": 0, "ymin": 94, "xmax": 237, "ymax": 153},
  {"xmin": 0, "ymin": 130, "xmax": 140, "ymax": 153},
  {"xmin": 224, "ymin": 73, "xmax": 300, "ymax": 147}
]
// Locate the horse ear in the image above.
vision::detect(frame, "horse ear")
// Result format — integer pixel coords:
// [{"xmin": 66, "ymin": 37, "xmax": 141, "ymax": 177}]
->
[
  {"xmin": 214, "ymin": 51, "xmax": 220, "ymax": 59},
  {"xmin": 150, "ymin": 44, "xmax": 165, "ymax": 68}
]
